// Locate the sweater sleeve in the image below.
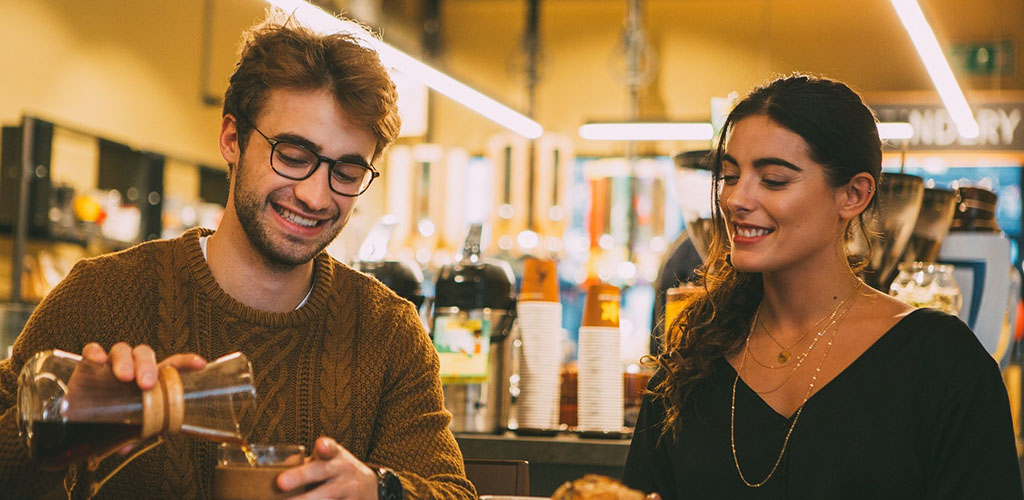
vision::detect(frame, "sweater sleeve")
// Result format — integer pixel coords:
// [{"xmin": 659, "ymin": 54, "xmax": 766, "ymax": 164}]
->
[
  {"xmin": 622, "ymin": 372, "xmax": 678, "ymax": 500},
  {"xmin": 0, "ymin": 258, "xmax": 118, "ymax": 499},
  {"xmin": 366, "ymin": 300, "xmax": 476, "ymax": 499}
]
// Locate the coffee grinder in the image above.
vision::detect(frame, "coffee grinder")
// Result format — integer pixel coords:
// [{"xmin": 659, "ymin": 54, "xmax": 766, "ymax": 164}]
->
[
  {"xmin": 938, "ymin": 186, "xmax": 1017, "ymax": 366},
  {"xmin": 852, "ymin": 172, "xmax": 925, "ymax": 290}
]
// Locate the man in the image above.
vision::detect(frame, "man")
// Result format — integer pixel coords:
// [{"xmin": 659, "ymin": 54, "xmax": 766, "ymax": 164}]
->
[{"xmin": 0, "ymin": 14, "xmax": 475, "ymax": 500}]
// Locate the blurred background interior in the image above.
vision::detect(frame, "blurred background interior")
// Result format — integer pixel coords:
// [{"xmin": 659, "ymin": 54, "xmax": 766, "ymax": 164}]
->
[{"xmin": 1, "ymin": 0, "xmax": 1023, "ymax": 494}]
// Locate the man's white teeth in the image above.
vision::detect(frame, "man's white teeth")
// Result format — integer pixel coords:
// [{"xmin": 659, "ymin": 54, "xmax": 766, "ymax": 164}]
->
[
  {"xmin": 736, "ymin": 226, "xmax": 771, "ymax": 237},
  {"xmin": 278, "ymin": 207, "xmax": 317, "ymax": 227}
]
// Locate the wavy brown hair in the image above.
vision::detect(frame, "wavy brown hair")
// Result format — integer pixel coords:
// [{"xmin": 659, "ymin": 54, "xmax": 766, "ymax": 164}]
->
[
  {"xmin": 647, "ymin": 74, "xmax": 882, "ymax": 439},
  {"xmin": 222, "ymin": 10, "xmax": 401, "ymax": 170}
]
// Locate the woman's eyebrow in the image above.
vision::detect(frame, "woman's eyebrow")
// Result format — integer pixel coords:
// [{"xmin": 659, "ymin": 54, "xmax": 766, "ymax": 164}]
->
[
  {"xmin": 752, "ymin": 157, "xmax": 803, "ymax": 172},
  {"xmin": 721, "ymin": 153, "xmax": 802, "ymax": 172}
]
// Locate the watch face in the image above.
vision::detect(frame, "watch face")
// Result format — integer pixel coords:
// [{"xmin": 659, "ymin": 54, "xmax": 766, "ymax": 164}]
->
[{"xmin": 378, "ymin": 468, "xmax": 404, "ymax": 500}]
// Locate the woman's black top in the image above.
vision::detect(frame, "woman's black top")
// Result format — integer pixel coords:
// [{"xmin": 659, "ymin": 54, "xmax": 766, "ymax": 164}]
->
[{"xmin": 622, "ymin": 308, "xmax": 1022, "ymax": 499}]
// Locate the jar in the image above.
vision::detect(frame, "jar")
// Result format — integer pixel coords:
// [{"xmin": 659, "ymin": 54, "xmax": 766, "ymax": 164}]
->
[{"xmin": 889, "ymin": 262, "xmax": 962, "ymax": 315}]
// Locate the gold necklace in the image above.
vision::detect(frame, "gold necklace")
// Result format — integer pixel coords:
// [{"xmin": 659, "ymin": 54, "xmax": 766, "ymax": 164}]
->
[
  {"xmin": 757, "ymin": 287, "xmax": 858, "ymax": 364},
  {"xmin": 745, "ymin": 336, "xmax": 809, "ymax": 370},
  {"xmin": 730, "ymin": 282, "xmax": 859, "ymax": 487},
  {"xmin": 745, "ymin": 314, "xmax": 820, "ymax": 370},
  {"xmin": 745, "ymin": 304, "xmax": 851, "ymax": 395},
  {"xmin": 759, "ymin": 313, "xmax": 811, "ymax": 364}
]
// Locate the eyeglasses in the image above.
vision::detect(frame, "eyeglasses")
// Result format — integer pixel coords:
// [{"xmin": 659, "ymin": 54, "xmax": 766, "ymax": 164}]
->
[{"xmin": 244, "ymin": 119, "xmax": 379, "ymax": 197}]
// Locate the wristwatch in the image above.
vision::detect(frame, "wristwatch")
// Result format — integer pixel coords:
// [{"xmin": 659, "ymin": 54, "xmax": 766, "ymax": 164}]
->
[{"xmin": 376, "ymin": 467, "xmax": 404, "ymax": 500}]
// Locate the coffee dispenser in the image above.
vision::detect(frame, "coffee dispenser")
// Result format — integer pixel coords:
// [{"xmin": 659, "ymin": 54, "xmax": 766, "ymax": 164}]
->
[
  {"xmin": 353, "ymin": 216, "xmax": 426, "ymax": 310},
  {"xmin": 432, "ymin": 224, "xmax": 517, "ymax": 433},
  {"xmin": 354, "ymin": 259, "xmax": 425, "ymax": 309}
]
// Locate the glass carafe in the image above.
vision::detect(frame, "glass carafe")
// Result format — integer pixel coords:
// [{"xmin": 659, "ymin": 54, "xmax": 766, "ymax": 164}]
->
[
  {"xmin": 888, "ymin": 262, "xmax": 963, "ymax": 315},
  {"xmin": 17, "ymin": 349, "xmax": 256, "ymax": 489}
]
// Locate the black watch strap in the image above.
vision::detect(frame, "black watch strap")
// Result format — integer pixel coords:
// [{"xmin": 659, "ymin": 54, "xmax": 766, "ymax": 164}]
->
[{"xmin": 376, "ymin": 467, "xmax": 404, "ymax": 500}]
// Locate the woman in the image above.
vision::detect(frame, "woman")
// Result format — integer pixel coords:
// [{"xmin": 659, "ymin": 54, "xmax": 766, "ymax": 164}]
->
[{"xmin": 622, "ymin": 75, "xmax": 1021, "ymax": 499}]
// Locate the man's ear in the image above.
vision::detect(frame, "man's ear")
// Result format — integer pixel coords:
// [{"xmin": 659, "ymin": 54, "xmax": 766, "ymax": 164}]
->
[
  {"xmin": 219, "ymin": 114, "xmax": 241, "ymax": 167},
  {"xmin": 838, "ymin": 172, "xmax": 875, "ymax": 221}
]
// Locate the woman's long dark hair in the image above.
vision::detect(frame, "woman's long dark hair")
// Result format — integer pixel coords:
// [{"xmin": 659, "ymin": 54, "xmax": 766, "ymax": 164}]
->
[{"xmin": 647, "ymin": 74, "xmax": 882, "ymax": 439}]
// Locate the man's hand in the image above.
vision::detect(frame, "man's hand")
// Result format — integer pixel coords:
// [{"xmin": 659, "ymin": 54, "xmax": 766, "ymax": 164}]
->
[
  {"xmin": 81, "ymin": 342, "xmax": 206, "ymax": 391},
  {"xmin": 279, "ymin": 437, "xmax": 378, "ymax": 500},
  {"xmin": 75, "ymin": 343, "xmax": 206, "ymax": 455}
]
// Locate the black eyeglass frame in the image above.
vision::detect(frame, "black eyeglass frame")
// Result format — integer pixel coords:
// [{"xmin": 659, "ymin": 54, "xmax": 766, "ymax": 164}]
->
[{"xmin": 240, "ymin": 115, "xmax": 380, "ymax": 197}]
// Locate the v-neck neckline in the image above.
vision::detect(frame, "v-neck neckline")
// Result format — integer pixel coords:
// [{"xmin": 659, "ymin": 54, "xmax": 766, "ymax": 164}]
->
[{"xmin": 723, "ymin": 308, "xmax": 925, "ymax": 421}]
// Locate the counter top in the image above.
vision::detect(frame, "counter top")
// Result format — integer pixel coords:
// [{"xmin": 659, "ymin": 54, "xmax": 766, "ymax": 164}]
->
[
  {"xmin": 456, "ymin": 431, "xmax": 630, "ymax": 466},
  {"xmin": 456, "ymin": 431, "xmax": 632, "ymax": 496}
]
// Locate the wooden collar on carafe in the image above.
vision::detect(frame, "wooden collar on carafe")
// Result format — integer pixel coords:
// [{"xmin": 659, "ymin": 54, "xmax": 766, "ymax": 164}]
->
[{"xmin": 141, "ymin": 365, "xmax": 184, "ymax": 439}]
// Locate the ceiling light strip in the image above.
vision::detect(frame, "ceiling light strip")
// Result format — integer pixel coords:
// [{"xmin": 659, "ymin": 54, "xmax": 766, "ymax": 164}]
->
[
  {"xmin": 579, "ymin": 121, "xmax": 914, "ymax": 141},
  {"xmin": 579, "ymin": 122, "xmax": 715, "ymax": 141},
  {"xmin": 265, "ymin": 0, "xmax": 543, "ymax": 139},
  {"xmin": 877, "ymin": 122, "xmax": 915, "ymax": 140},
  {"xmin": 890, "ymin": 0, "xmax": 979, "ymax": 138}
]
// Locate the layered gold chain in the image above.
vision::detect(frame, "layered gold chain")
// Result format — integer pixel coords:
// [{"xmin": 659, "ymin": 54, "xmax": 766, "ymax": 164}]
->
[{"xmin": 730, "ymin": 282, "xmax": 860, "ymax": 488}]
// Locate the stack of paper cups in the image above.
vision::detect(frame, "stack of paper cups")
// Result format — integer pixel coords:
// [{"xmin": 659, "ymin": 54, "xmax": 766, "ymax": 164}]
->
[
  {"xmin": 577, "ymin": 283, "xmax": 623, "ymax": 432},
  {"xmin": 515, "ymin": 258, "xmax": 562, "ymax": 430}
]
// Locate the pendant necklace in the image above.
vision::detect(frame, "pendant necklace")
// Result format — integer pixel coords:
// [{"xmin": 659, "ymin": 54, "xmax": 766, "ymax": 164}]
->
[
  {"xmin": 758, "ymin": 286, "xmax": 859, "ymax": 365},
  {"xmin": 762, "ymin": 312, "xmax": 810, "ymax": 364},
  {"xmin": 731, "ymin": 281, "xmax": 861, "ymax": 487},
  {"xmin": 731, "ymin": 302, "xmax": 846, "ymax": 487},
  {"xmin": 745, "ymin": 305, "xmax": 850, "ymax": 395}
]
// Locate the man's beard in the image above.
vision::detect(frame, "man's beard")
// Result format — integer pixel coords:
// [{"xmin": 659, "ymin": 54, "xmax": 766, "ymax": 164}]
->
[{"xmin": 232, "ymin": 155, "xmax": 346, "ymax": 269}]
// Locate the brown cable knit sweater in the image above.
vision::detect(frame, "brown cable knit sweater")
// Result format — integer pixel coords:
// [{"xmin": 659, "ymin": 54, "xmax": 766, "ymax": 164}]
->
[{"xmin": 0, "ymin": 227, "xmax": 475, "ymax": 499}]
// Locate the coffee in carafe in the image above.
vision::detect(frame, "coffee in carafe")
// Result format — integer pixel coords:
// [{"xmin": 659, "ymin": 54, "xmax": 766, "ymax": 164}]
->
[{"xmin": 18, "ymin": 350, "xmax": 256, "ymax": 470}]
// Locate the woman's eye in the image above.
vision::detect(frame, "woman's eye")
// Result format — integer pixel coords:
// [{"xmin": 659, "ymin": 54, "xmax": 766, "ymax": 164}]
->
[
  {"xmin": 721, "ymin": 175, "xmax": 739, "ymax": 185},
  {"xmin": 762, "ymin": 178, "xmax": 789, "ymax": 188}
]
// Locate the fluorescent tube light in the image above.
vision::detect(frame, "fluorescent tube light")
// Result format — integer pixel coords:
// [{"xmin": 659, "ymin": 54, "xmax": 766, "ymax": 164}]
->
[
  {"xmin": 877, "ymin": 122, "xmax": 915, "ymax": 140},
  {"xmin": 579, "ymin": 122, "xmax": 714, "ymax": 141},
  {"xmin": 890, "ymin": 0, "xmax": 979, "ymax": 138},
  {"xmin": 265, "ymin": 0, "xmax": 543, "ymax": 139},
  {"xmin": 580, "ymin": 121, "xmax": 915, "ymax": 142}
]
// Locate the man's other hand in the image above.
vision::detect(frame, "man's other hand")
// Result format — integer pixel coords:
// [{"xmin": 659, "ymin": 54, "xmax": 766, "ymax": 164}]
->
[{"xmin": 279, "ymin": 436, "xmax": 378, "ymax": 500}]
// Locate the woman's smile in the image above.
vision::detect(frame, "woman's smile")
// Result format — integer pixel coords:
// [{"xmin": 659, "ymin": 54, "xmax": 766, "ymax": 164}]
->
[{"xmin": 732, "ymin": 223, "xmax": 775, "ymax": 243}]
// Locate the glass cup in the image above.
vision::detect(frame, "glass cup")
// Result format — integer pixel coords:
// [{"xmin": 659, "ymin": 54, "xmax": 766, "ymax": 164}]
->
[
  {"xmin": 665, "ymin": 283, "xmax": 701, "ymax": 335},
  {"xmin": 214, "ymin": 443, "xmax": 307, "ymax": 500}
]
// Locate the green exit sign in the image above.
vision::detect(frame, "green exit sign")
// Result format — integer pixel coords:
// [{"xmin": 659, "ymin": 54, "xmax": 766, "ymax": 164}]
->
[{"xmin": 951, "ymin": 41, "xmax": 1015, "ymax": 76}]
